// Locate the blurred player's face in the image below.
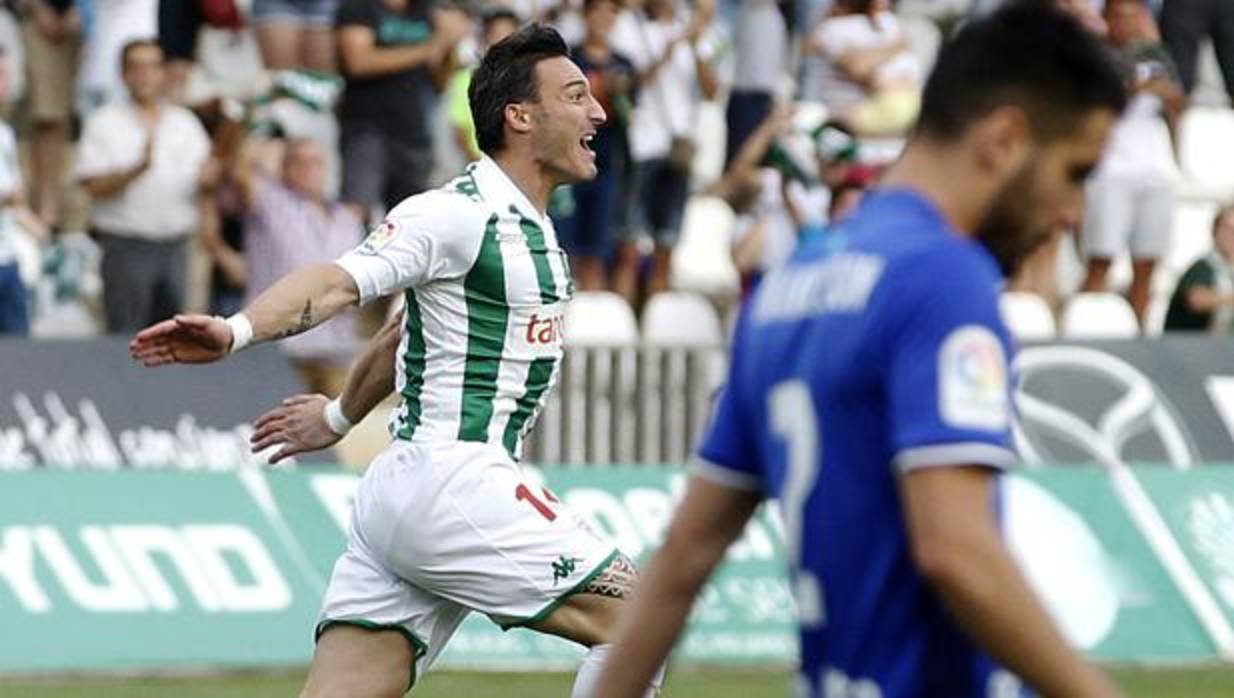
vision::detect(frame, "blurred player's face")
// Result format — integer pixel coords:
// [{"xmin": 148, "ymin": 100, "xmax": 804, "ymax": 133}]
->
[
  {"xmin": 123, "ymin": 44, "xmax": 166, "ymax": 105},
  {"xmin": 282, "ymin": 140, "xmax": 327, "ymax": 198},
  {"xmin": 528, "ymin": 57, "xmax": 606, "ymax": 184},
  {"xmin": 977, "ymin": 109, "xmax": 1115, "ymax": 276}
]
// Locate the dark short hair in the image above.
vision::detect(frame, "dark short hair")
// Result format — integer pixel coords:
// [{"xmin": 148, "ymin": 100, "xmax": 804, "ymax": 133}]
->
[
  {"xmin": 469, "ymin": 23, "xmax": 570, "ymax": 156},
  {"xmin": 120, "ymin": 38, "xmax": 163, "ymax": 71},
  {"xmin": 915, "ymin": 0, "xmax": 1127, "ymax": 141}
]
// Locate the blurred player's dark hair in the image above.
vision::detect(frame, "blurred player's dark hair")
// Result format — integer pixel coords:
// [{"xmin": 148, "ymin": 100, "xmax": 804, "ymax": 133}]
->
[
  {"xmin": 916, "ymin": 0, "xmax": 1127, "ymax": 141},
  {"xmin": 469, "ymin": 23, "xmax": 570, "ymax": 156}
]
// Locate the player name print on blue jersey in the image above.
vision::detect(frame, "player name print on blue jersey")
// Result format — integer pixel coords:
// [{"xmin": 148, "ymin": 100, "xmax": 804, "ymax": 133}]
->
[{"xmin": 752, "ymin": 252, "xmax": 885, "ymax": 322}]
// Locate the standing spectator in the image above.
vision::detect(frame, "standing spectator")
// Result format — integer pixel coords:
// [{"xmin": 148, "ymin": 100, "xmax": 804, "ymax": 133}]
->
[
  {"xmin": 445, "ymin": 5, "xmax": 520, "ymax": 162},
  {"xmin": 612, "ymin": 0, "xmax": 718, "ymax": 304},
  {"xmin": 21, "ymin": 0, "xmax": 82, "ymax": 228},
  {"xmin": 1080, "ymin": 0, "xmax": 1184, "ymax": 328},
  {"xmin": 75, "ymin": 39, "xmax": 214, "ymax": 332},
  {"xmin": 252, "ymin": 0, "xmax": 339, "ymax": 71},
  {"xmin": 557, "ymin": 0, "xmax": 636, "ymax": 290},
  {"xmin": 223, "ymin": 136, "xmax": 363, "ymax": 394},
  {"xmin": 725, "ymin": 0, "xmax": 787, "ymax": 167},
  {"xmin": 335, "ymin": 0, "xmax": 471, "ymax": 220},
  {"xmin": 1165, "ymin": 204, "xmax": 1234, "ymax": 332},
  {"xmin": 78, "ymin": 0, "xmax": 160, "ymax": 112},
  {"xmin": 1160, "ymin": 0, "xmax": 1234, "ymax": 101},
  {"xmin": 805, "ymin": 0, "xmax": 922, "ymax": 136},
  {"xmin": 0, "ymin": 48, "xmax": 46, "ymax": 335}
]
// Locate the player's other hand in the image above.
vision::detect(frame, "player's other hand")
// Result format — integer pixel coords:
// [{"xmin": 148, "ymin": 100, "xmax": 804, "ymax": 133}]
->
[
  {"xmin": 250, "ymin": 394, "xmax": 341, "ymax": 464},
  {"xmin": 130, "ymin": 314, "xmax": 232, "ymax": 367}
]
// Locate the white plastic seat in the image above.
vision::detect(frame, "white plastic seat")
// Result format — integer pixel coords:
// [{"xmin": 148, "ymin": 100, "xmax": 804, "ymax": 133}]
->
[
  {"xmin": 669, "ymin": 195, "xmax": 740, "ymax": 298},
  {"xmin": 641, "ymin": 291, "xmax": 724, "ymax": 347},
  {"xmin": 1179, "ymin": 107, "xmax": 1234, "ymax": 200},
  {"xmin": 564, "ymin": 291, "xmax": 638, "ymax": 346},
  {"xmin": 1060, "ymin": 293, "xmax": 1140, "ymax": 340},
  {"xmin": 999, "ymin": 292, "xmax": 1056, "ymax": 343}
]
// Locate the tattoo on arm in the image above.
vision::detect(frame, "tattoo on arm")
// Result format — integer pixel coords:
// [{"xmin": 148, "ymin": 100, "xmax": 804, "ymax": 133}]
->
[
  {"xmin": 582, "ymin": 552, "xmax": 639, "ymax": 600},
  {"xmin": 274, "ymin": 300, "xmax": 314, "ymax": 340}
]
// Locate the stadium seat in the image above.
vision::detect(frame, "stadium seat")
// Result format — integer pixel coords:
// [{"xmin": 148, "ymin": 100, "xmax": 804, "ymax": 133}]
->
[
  {"xmin": 641, "ymin": 291, "xmax": 724, "ymax": 347},
  {"xmin": 564, "ymin": 291, "xmax": 638, "ymax": 346},
  {"xmin": 1059, "ymin": 293, "xmax": 1140, "ymax": 340},
  {"xmin": 670, "ymin": 195, "xmax": 740, "ymax": 298},
  {"xmin": 1179, "ymin": 107, "xmax": 1234, "ymax": 200},
  {"xmin": 999, "ymin": 292, "xmax": 1056, "ymax": 343}
]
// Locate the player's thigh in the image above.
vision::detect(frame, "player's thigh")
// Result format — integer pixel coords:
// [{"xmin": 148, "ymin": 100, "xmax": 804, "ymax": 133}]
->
[
  {"xmin": 379, "ymin": 444, "xmax": 620, "ymax": 639},
  {"xmin": 528, "ymin": 551, "xmax": 640, "ymax": 646},
  {"xmin": 302, "ymin": 624, "xmax": 413, "ymax": 698}
]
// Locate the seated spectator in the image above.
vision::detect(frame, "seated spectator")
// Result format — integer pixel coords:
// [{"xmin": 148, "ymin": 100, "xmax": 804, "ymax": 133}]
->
[
  {"xmin": 1165, "ymin": 204, "xmax": 1234, "ymax": 333},
  {"xmin": 611, "ymin": 0, "xmax": 718, "ymax": 305},
  {"xmin": 21, "ymin": 0, "xmax": 82, "ymax": 228},
  {"xmin": 74, "ymin": 39, "xmax": 215, "ymax": 333},
  {"xmin": 1161, "ymin": 0, "xmax": 1234, "ymax": 102},
  {"xmin": 335, "ymin": 0, "xmax": 471, "ymax": 220},
  {"xmin": 251, "ymin": 0, "xmax": 338, "ymax": 72},
  {"xmin": 556, "ymin": 0, "xmax": 637, "ymax": 291},
  {"xmin": 805, "ymin": 0, "xmax": 922, "ymax": 136},
  {"xmin": 0, "ymin": 47, "xmax": 47, "ymax": 334},
  {"xmin": 445, "ymin": 5, "xmax": 520, "ymax": 162},
  {"xmin": 1080, "ymin": 0, "xmax": 1185, "ymax": 329},
  {"xmin": 224, "ymin": 136, "xmax": 363, "ymax": 394}
]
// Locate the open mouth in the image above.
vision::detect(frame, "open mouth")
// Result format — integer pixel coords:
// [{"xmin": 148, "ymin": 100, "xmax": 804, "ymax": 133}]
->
[{"xmin": 580, "ymin": 133, "xmax": 596, "ymax": 156}]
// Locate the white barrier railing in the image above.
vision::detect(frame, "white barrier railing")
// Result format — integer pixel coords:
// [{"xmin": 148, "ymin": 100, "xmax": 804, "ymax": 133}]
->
[{"xmin": 525, "ymin": 344, "xmax": 728, "ymax": 466}]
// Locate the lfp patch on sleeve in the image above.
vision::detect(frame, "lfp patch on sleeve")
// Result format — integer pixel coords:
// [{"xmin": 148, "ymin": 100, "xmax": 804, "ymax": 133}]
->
[
  {"xmin": 938, "ymin": 325, "xmax": 1009, "ymax": 431},
  {"xmin": 361, "ymin": 219, "xmax": 399, "ymax": 252}
]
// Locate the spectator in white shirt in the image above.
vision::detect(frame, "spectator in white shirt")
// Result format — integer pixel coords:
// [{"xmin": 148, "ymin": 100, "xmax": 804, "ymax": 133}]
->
[{"xmin": 75, "ymin": 38, "xmax": 214, "ymax": 332}]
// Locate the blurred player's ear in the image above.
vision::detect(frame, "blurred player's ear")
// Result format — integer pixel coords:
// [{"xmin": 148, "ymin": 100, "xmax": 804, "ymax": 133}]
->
[
  {"xmin": 971, "ymin": 105, "xmax": 1031, "ymax": 183},
  {"xmin": 504, "ymin": 103, "xmax": 534, "ymax": 137}
]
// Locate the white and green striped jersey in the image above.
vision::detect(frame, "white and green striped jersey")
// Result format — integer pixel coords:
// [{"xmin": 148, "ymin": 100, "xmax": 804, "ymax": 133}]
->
[{"xmin": 336, "ymin": 157, "xmax": 574, "ymax": 460}]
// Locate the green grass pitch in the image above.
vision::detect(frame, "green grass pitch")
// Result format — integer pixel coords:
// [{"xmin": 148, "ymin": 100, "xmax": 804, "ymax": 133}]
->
[{"xmin": 1, "ymin": 667, "xmax": 1231, "ymax": 697}]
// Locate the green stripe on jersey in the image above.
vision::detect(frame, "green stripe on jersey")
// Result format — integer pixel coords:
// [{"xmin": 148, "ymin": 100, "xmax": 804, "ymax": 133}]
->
[
  {"xmin": 396, "ymin": 289, "xmax": 427, "ymax": 440},
  {"xmin": 516, "ymin": 210, "xmax": 559, "ymax": 303},
  {"xmin": 502, "ymin": 357, "xmax": 556, "ymax": 456},
  {"xmin": 458, "ymin": 214, "xmax": 508, "ymax": 442}
]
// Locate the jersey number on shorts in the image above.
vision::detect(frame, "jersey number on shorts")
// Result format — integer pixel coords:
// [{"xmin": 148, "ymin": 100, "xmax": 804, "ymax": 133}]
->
[
  {"xmin": 515, "ymin": 484, "xmax": 561, "ymax": 522},
  {"xmin": 770, "ymin": 380, "xmax": 826, "ymax": 628}
]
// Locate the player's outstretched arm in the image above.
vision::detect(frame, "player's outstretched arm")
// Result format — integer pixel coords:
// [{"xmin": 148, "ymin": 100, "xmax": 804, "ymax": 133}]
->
[
  {"xmin": 900, "ymin": 466, "xmax": 1123, "ymax": 698},
  {"xmin": 250, "ymin": 312, "xmax": 401, "ymax": 463},
  {"xmin": 130, "ymin": 263, "xmax": 360, "ymax": 367},
  {"xmin": 594, "ymin": 474, "xmax": 761, "ymax": 698}
]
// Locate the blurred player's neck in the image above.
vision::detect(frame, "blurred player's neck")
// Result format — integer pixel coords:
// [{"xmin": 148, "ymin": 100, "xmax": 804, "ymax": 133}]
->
[
  {"xmin": 492, "ymin": 149, "xmax": 553, "ymax": 216},
  {"xmin": 880, "ymin": 141, "xmax": 995, "ymax": 239}
]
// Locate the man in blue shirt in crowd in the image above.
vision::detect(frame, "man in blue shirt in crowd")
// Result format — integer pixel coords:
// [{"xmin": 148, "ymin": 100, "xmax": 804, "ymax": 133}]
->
[{"xmin": 595, "ymin": 2, "xmax": 1129, "ymax": 697}]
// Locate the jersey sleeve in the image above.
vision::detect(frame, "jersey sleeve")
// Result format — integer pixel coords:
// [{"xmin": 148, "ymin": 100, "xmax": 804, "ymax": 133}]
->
[
  {"xmin": 694, "ymin": 305, "xmax": 766, "ymax": 493},
  {"xmin": 886, "ymin": 248, "xmax": 1018, "ymax": 473},
  {"xmin": 334, "ymin": 191, "xmax": 479, "ymax": 305}
]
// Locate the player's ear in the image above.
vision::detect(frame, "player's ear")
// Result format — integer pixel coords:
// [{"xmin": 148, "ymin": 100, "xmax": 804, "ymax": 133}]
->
[
  {"xmin": 504, "ymin": 103, "xmax": 534, "ymax": 137},
  {"xmin": 972, "ymin": 105, "xmax": 1031, "ymax": 181}
]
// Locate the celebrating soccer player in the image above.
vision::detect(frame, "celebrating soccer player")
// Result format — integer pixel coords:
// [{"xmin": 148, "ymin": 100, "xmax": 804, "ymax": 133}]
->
[
  {"xmin": 594, "ymin": 3, "xmax": 1129, "ymax": 698},
  {"xmin": 131, "ymin": 25, "xmax": 661, "ymax": 698}
]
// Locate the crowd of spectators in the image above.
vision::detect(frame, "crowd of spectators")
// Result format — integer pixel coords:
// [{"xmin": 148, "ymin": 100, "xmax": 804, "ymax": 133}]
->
[{"xmin": 0, "ymin": 0, "xmax": 1231, "ymax": 353}]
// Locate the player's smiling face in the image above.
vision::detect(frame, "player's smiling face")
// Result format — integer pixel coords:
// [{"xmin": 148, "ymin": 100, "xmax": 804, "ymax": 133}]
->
[
  {"xmin": 978, "ymin": 108, "xmax": 1116, "ymax": 277},
  {"xmin": 529, "ymin": 56, "xmax": 607, "ymax": 185}
]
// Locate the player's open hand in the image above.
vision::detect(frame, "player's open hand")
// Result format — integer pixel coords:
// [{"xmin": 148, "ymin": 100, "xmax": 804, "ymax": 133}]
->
[
  {"xmin": 129, "ymin": 314, "xmax": 232, "ymax": 367},
  {"xmin": 251, "ymin": 394, "xmax": 341, "ymax": 464}
]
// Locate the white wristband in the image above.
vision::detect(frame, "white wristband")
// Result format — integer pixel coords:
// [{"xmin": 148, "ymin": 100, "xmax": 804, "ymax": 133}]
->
[
  {"xmin": 224, "ymin": 313, "xmax": 254, "ymax": 354},
  {"xmin": 323, "ymin": 398, "xmax": 353, "ymax": 436}
]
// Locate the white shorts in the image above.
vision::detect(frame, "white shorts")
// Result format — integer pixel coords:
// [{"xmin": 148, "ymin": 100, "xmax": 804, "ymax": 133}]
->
[
  {"xmin": 317, "ymin": 440, "xmax": 618, "ymax": 675},
  {"xmin": 1081, "ymin": 175, "xmax": 1176, "ymax": 260}
]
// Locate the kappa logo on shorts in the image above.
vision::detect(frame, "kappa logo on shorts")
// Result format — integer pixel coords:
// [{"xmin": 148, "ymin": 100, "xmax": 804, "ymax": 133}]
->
[{"xmin": 552, "ymin": 555, "xmax": 581, "ymax": 586}]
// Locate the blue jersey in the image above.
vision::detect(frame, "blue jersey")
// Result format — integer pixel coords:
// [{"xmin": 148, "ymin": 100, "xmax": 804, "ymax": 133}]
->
[{"xmin": 697, "ymin": 189, "xmax": 1029, "ymax": 698}]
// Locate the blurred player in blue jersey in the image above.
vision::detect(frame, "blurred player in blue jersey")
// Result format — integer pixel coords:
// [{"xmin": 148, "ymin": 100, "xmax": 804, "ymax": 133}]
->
[{"xmin": 595, "ymin": 3, "xmax": 1128, "ymax": 698}]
